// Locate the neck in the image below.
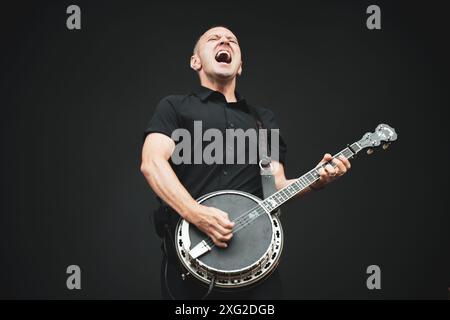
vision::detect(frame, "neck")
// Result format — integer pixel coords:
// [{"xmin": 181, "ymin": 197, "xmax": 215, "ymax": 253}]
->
[
  {"xmin": 259, "ymin": 142, "xmax": 362, "ymax": 213},
  {"xmin": 200, "ymin": 76, "xmax": 237, "ymax": 102},
  {"xmin": 227, "ymin": 143, "xmax": 363, "ymax": 236}
]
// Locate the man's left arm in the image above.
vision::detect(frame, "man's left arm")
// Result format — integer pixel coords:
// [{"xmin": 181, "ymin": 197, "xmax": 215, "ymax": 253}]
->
[{"xmin": 273, "ymin": 153, "xmax": 352, "ymax": 198}]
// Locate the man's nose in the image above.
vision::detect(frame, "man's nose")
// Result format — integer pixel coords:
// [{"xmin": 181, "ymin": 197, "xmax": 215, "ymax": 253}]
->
[{"xmin": 219, "ymin": 36, "xmax": 230, "ymax": 45}]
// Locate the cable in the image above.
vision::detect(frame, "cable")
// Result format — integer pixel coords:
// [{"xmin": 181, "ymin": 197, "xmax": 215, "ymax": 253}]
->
[
  {"xmin": 201, "ymin": 276, "xmax": 216, "ymax": 300},
  {"xmin": 164, "ymin": 224, "xmax": 217, "ymax": 300},
  {"xmin": 163, "ymin": 225, "xmax": 176, "ymax": 300}
]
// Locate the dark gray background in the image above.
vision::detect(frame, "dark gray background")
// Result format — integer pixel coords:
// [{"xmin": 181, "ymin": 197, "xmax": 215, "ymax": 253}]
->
[{"xmin": 1, "ymin": 0, "xmax": 449, "ymax": 299}]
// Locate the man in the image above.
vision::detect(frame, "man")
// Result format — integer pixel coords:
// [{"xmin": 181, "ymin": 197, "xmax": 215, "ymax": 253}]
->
[{"xmin": 140, "ymin": 26, "xmax": 351, "ymax": 299}]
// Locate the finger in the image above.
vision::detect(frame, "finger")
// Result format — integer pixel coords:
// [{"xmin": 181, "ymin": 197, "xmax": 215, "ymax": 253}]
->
[
  {"xmin": 338, "ymin": 155, "xmax": 351, "ymax": 170},
  {"xmin": 221, "ymin": 232, "xmax": 233, "ymax": 241},
  {"xmin": 214, "ymin": 222, "xmax": 233, "ymax": 236},
  {"xmin": 209, "ymin": 233, "xmax": 225, "ymax": 247},
  {"xmin": 318, "ymin": 167, "xmax": 327, "ymax": 180},
  {"xmin": 333, "ymin": 158, "xmax": 346, "ymax": 175},
  {"xmin": 213, "ymin": 239, "xmax": 227, "ymax": 248},
  {"xmin": 325, "ymin": 164, "xmax": 336, "ymax": 176},
  {"xmin": 319, "ymin": 153, "xmax": 333, "ymax": 166},
  {"xmin": 216, "ymin": 212, "xmax": 235, "ymax": 229},
  {"xmin": 211, "ymin": 230, "xmax": 230, "ymax": 247},
  {"xmin": 211, "ymin": 229, "xmax": 232, "ymax": 242},
  {"xmin": 217, "ymin": 217, "xmax": 234, "ymax": 230}
]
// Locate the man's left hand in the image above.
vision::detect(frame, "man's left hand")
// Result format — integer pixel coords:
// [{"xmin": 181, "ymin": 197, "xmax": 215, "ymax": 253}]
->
[{"xmin": 311, "ymin": 153, "xmax": 351, "ymax": 190}]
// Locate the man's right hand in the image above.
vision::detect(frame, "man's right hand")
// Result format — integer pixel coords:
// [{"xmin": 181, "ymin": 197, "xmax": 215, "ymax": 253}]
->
[
  {"xmin": 186, "ymin": 205, "xmax": 234, "ymax": 248},
  {"xmin": 141, "ymin": 133, "xmax": 234, "ymax": 248}
]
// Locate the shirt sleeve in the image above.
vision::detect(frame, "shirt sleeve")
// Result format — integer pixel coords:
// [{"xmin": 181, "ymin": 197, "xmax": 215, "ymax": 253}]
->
[
  {"xmin": 258, "ymin": 108, "xmax": 288, "ymax": 165},
  {"xmin": 143, "ymin": 97, "xmax": 180, "ymax": 141}
]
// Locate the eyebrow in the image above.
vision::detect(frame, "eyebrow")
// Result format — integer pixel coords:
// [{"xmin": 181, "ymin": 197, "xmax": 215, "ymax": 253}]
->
[{"xmin": 207, "ymin": 34, "xmax": 238, "ymax": 42}]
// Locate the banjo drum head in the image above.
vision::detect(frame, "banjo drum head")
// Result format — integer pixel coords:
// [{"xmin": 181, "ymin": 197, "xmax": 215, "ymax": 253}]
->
[{"xmin": 188, "ymin": 191, "xmax": 273, "ymax": 272}]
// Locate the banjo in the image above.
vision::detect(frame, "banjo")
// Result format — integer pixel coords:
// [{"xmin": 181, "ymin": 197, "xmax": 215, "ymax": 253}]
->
[{"xmin": 174, "ymin": 124, "xmax": 398, "ymax": 290}]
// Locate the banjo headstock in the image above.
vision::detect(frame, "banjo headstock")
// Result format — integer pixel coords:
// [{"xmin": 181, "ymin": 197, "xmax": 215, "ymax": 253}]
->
[{"xmin": 357, "ymin": 124, "xmax": 398, "ymax": 155}]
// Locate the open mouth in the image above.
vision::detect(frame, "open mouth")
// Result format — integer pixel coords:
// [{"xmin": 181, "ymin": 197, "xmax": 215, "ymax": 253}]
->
[{"xmin": 215, "ymin": 50, "xmax": 232, "ymax": 64}]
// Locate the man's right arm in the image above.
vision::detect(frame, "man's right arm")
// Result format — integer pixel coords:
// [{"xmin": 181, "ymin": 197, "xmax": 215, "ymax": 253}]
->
[{"xmin": 140, "ymin": 133, "xmax": 234, "ymax": 247}]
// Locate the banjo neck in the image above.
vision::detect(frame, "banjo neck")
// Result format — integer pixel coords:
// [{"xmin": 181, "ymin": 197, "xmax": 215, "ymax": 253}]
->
[
  {"xmin": 259, "ymin": 142, "xmax": 362, "ymax": 213},
  {"xmin": 189, "ymin": 124, "xmax": 398, "ymax": 259},
  {"xmin": 228, "ymin": 143, "xmax": 364, "ymax": 236}
]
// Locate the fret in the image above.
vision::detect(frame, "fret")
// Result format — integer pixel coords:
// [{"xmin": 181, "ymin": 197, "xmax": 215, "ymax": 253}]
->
[
  {"xmin": 261, "ymin": 200, "xmax": 273, "ymax": 212},
  {"xmin": 268, "ymin": 196, "xmax": 277, "ymax": 208},
  {"xmin": 349, "ymin": 142, "xmax": 361, "ymax": 153},
  {"xmin": 273, "ymin": 195, "xmax": 282, "ymax": 205},
  {"xmin": 283, "ymin": 188, "xmax": 292, "ymax": 198},
  {"xmin": 296, "ymin": 180, "xmax": 305, "ymax": 193},
  {"xmin": 301, "ymin": 178, "xmax": 308, "ymax": 189},
  {"xmin": 300, "ymin": 177, "xmax": 308, "ymax": 188},
  {"xmin": 310, "ymin": 170, "xmax": 320, "ymax": 179},
  {"xmin": 271, "ymin": 195, "xmax": 279, "ymax": 205},
  {"xmin": 342, "ymin": 148, "xmax": 353, "ymax": 158},
  {"xmin": 273, "ymin": 192, "xmax": 283, "ymax": 203},
  {"xmin": 285, "ymin": 189, "xmax": 291, "ymax": 199},
  {"xmin": 289, "ymin": 184, "xmax": 295, "ymax": 193},
  {"xmin": 288, "ymin": 184, "xmax": 295, "ymax": 194},
  {"xmin": 270, "ymin": 194, "xmax": 278, "ymax": 205},
  {"xmin": 303, "ymin": 176, "xmax": 309, "ymax": 185},
  {"xmin": 281, "ymin": 192, "xmax": 287, "ymax": 202},
  {"xmin": 272, "ymin": 192, "xmax": 279, "ymax": 202},
  {"xmin": 302, "ymin": 175, "xmax": 309, "ymax": 184},
  {"xmin": 277, "ymin": 192, "xmax": 285, "ymax": 202}
]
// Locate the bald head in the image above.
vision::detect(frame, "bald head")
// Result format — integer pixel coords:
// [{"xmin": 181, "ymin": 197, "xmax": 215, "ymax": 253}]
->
[
  {"xmin": 193, "ymin": 26, "xmax": 238, "ymax": 54},
  {"xmin": 190, "ymin": 26, "xmax": 243, "ymax": 82}
]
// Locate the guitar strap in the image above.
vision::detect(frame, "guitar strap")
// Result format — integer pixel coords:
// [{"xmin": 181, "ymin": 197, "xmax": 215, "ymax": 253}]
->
[{"xmin": 247, "ymin": 105, "xmax": 282, "ymax": 217}]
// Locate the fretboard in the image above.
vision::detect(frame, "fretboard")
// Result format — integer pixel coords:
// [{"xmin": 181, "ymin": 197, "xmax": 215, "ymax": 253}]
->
[
  {"xmin": 231, "ymin": 142, "xmax": 362, "ymax": 231},
  {"xmin": 260, "ymin": 142, "xmax": 362, "ymax": 212}
]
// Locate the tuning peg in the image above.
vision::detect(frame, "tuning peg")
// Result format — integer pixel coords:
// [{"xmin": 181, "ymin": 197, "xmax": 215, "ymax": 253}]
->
[
  {"xmin": 382, "ymin": 143, "xmax": 390, "ymax": 150},
  {"xmin": 367, "ymin": 148, "xmax": 374, "ymax": 155}
]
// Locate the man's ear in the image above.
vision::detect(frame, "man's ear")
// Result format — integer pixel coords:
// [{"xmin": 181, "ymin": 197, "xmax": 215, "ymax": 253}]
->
[
  {"xmin": 237, "ymin": 61, "xmax": 243, "ymax": 76},
  {"xmin": 190, "ymin": 54, "xmax": 201, "ymax": 71}
]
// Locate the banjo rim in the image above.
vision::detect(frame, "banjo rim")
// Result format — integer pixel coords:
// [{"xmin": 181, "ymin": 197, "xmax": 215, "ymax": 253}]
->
[{"xmin": 175, "ymin": 189, "xmax": 284, "ymax": 288}]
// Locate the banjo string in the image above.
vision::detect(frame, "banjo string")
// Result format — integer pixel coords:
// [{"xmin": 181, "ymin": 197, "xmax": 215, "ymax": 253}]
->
[
  {"xmin": 200, "ymin": 178, "xmax": 309, "ymax": 248},
  {"xmin": 203, "ymin": 205, "xmax": 271, "ymax": 248}
]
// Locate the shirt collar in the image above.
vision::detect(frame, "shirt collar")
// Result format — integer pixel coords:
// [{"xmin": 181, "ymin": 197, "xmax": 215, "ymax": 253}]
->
[
  {"xmin": 193, "ymin": 86, "xmax": 247, "ymax": 106},
  {"xmin": 194, "ymin": 86, "xmax": 215, "ymax": 101}
]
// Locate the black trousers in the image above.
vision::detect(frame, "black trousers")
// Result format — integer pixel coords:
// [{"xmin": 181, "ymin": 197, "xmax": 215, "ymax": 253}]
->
[{"xmin": 160, "ymin": 231, "xmax": 284, "ymax": 300}]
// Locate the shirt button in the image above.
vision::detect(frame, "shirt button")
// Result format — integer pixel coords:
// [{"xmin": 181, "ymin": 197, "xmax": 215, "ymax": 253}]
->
[
  {"xmin": 229, "ymin": 122, "xmax": 235, "ymax": 128},
  {"xmin": 223, "ymin": 170, "xmax": 228, "ymax": 176}
]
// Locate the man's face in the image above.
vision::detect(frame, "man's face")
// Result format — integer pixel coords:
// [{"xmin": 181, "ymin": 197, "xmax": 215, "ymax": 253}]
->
[{"xmin": 192, "ymin": 27, "xmax": 242, "ymax": 81}]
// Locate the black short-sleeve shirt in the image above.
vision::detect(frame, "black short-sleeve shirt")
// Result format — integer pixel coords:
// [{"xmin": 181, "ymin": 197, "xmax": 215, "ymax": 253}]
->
[{"xmin": 144, "ymin": 86, "xmax": 287, "ymax": 200}]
